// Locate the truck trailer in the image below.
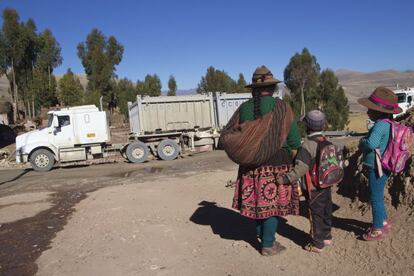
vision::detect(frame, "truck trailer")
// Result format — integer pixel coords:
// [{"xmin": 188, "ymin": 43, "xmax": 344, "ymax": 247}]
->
[{"xmin": 16, "ymin": 92, "xmax": 261, "ymax": 171}]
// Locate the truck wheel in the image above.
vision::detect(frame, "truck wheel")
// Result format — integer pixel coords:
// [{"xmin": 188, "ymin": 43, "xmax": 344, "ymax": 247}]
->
[
  {"xmin": 126, "ymin": 142, "xmax": 149, "ymax": 163},
  {"xmin": 30, "ymin": 149, "xmax": 55, "ymax": 172},
  {"xmin": 157, "ymin": 139, "xmax": 179, "ymax": 161}
]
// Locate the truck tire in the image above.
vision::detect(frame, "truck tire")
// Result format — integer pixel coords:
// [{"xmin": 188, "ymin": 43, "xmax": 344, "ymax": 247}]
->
[
  {"xmin": 126, "ymin": 142, "xmax": 149, "ymax": 163},
  {"xmin": 30, "ymin": 149, "xmax": 55, "ymax": 172},
  {"xmin": 157, "ymin": 139, "xmax": 179, "ymax": 161}
]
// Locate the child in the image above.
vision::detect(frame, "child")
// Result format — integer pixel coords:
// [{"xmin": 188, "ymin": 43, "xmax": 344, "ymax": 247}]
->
[
  {"xmin": 276, "ymin": 109, "xmax": 333, "ymax": 253},
  {"xmin": 357, "ymin": 87, "xmax": 402, "ymax": 241}
]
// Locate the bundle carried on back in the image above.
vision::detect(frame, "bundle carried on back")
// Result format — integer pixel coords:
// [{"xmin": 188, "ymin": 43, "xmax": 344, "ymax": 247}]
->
[{"xmin": 219, "ymin": 98, "xmax": 293, "ymax": 167}]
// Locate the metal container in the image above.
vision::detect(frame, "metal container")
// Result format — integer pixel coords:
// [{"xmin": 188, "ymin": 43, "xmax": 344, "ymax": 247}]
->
[
  {"xmin": 128, "ymin": 93, "xmax": 216, "ymax": 135},
  {"xmin": 214, "ymin": 92, "xmax": 252, "ymax": 129},
  {"xmin": 128, "ymin": 91, "xmax": 283, "ymax": 136}
]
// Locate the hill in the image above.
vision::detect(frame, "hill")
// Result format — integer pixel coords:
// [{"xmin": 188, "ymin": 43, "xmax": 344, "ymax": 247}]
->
[
  {"xmin": 336, "ymin": 69, "xmax": 414, "ymax": 112},
  {"xmin": 0, "ymin": 74, "xmax": 88, "ymax": 100}
]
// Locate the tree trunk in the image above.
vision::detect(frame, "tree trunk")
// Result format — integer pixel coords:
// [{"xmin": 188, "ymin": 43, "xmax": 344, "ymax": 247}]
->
[
  {"xmin": 11, "ymin": 59, "xmax": 18, "ymax": 123},
  {"xmin": 27, "ymin": 101, "xmax": 31, "ymax": 119},
  {"xmin": 300, "ymin": 83, "xmax": 306, "ymax": 117},
  {"xmin": 32, "ymin": 98, "xmax": 35, "ymax": 118},
  {"xmin": 48, "ymin": 66, "xmax": 51, "ymax": 90},
  {"xmin": 22, "ymin": 100, "xmax": 27, "ymax": 119}
]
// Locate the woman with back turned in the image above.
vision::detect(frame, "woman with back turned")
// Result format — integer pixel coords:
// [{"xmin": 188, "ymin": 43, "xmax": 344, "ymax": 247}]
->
[{"xmin": 219, "ymin": 65, "xmax": 301, "ymax": 256}]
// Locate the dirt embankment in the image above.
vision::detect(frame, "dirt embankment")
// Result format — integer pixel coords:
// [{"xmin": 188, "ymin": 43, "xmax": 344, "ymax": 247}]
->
[{"xmin": 340, "ymin": 107, "xmax": 414, "ymax": 210}]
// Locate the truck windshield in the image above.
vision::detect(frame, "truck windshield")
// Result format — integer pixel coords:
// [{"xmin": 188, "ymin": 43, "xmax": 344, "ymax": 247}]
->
[
  {"xmin": 47, "ymin": 114, "xmax": 53, "ymax": 127},
  {"xmin": 397, "ymin": 93, "xmax": 406, "ymax": 103}
]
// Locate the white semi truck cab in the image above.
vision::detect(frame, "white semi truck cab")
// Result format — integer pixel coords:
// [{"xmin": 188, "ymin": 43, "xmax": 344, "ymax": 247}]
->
[
  {"xmin": 15, "ymin": 93, "xmax": 257, "ymax": 172},
  {"xmin": 395, "ymin": 87, "xmax": 414, "ymax": 117},
  {"xmin": 16, "ymin": 105, "xmax": 111, "ymax": 171}
]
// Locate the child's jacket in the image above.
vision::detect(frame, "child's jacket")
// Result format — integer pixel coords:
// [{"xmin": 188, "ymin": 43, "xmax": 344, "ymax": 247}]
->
[
  {"xmin": 359, "ymin": 120, "xmax": 390, "ymax": 168},
  {"xmin": 283, "ymin": 132, "xmax": 323, "ymax": 192}
]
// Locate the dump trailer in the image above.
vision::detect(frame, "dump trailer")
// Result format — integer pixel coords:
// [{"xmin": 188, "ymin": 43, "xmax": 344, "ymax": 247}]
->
[
  {"xmin": 15, "ymin": 93, "xmax": 258, "ymax": 171},
  {"xmin": 125, "ymin": 92, "xmax": 253, "ymax": 163}
]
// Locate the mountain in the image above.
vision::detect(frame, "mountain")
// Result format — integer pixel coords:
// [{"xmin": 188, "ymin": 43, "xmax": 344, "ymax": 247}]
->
[
  {"xmin": 55, "ymin": 74, "xmax": 88, "ymax": 89},
  {"xmin": 176, "ymin": 89, "xmax": 197, "ymax": 95},
  {"xmin": 336, "ymin": 69, "xmax": 414, "ymax": 112}
]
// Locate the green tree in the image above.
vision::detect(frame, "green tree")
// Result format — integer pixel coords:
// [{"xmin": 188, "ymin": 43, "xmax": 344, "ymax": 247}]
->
[
  {"xmin": 31, "ymin": 66, "xmax": 58, "ymax": 109},
  {"xmin": 77, "ymin": 29, "xmax": 123, "ymax": 109},
  {"xmin": 58, "ymin": 69, "xmax": 84, "ymax": 106},
  {"xmin": 283, "ymin": 49, "xmax": 349, "ymax": 131},
  {"xmin": 84, "ymin": 89, "xmax": 101, "ymax": 107},
  {"xmin": 143, "ymin": 74, "xmax": 162, "ymax": 96},
  {"xmin": 37, "ymin": 29, "xmax": 62, "ymax": 90},
  {"xmin": 235, "ymin": 73, "xmax": 248, "ymax": 93},
  {"xmin": 196, "ymin": 66, "xmax": 237, "ymax": 94},
  {"xmin": 0, "ymin": 9, "xmax": 29, "ymax": 121},
  {"xmin": 0, "ymin": 9, "xmax": 62, "ymax": 120},
  {"xmin": 136, "ymin": 80, "xmax": 145, "ymax": 95},
  {"xmin": 167, "ymin": 75, "xmax": 177, "ymax": 96},
  {"xmin": 318, "ymin": 69, "xmax": 349, "ymax": 130},
  {"xmin": 29, "ymin": 28, "xmax": 62, "ymax": 114},
  {"xmin": 16, "ymin": 18, "xmax": 39, "ymax": 118},
  {"xmin": 115, "ymin": 78, "xmax": 136, "ymax": 117},
  {"xmin": 284, "ymin": 48, "xmax": 320, "ymax": 117}
]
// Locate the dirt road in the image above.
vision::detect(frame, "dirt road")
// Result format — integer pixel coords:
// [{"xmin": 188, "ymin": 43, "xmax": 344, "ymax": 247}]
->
[{"xmin": 0, "ymin": 151, "xmax": 413, "ymax": 275}]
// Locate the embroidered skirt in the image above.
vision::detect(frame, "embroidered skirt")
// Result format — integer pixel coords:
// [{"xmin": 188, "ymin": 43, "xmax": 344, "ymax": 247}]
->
[{"xmin": 232, "ymin": 165, "xmax": 300, "ymax": 219}]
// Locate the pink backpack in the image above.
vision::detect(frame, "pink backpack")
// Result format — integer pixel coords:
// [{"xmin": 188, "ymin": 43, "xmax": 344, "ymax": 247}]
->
[{"xmin": 379, "ymin": 119, "xmax": 413, "ymax": 173}]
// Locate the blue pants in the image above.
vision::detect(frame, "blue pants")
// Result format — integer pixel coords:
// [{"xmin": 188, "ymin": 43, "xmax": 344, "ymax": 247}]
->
[
  {"xmin": 368, "ymin": 168, "xmax": 390, "ymax": 229},
  {"xmin": 256, "ymin": 216, "xmax": 279, "ymax": 248}
]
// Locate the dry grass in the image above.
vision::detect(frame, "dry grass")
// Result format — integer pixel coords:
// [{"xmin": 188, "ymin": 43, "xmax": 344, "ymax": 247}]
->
[{"xmin": 346, "ymin": 112, "xmax": 368, "ymax": 132}]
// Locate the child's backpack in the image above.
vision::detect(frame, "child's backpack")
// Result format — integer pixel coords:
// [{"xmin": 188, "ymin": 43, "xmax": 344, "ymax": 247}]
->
[
  {"xmin": 306, "ymin": 136, "xmax": 344, "ymax": 189},
  {"xmin": 378, "ymin": 119, "xmax": 413, "ymax": 173}
]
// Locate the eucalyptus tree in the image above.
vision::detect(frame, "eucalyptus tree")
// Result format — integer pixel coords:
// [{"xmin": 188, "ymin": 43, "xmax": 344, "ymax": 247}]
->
[{"xmin": 77, "ymin": 28, "xmax": 124, "ymax": 109}]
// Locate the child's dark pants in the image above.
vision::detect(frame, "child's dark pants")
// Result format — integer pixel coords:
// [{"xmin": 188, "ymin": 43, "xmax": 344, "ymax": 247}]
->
[{"xmin": 308, "ymin": 187, "xmax": 332, "ymax": 249}]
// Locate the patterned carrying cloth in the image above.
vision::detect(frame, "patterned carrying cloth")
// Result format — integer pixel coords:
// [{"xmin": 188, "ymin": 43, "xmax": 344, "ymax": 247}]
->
[
  {"xmin": 219, "ymin": 98, "xmax": 293, "ymax": 167},
  {"xmin": 232, "ymin": 165, "xmax": 300, "ymax": 219}
]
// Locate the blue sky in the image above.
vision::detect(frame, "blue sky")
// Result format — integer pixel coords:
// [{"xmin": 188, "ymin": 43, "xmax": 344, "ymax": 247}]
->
[{"xmin": 1, "ymin": 0, "xmax": 413, "ymax": 90}]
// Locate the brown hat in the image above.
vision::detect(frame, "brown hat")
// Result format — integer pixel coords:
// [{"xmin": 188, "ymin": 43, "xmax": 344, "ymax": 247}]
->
[
  {"xmin": 245, "ymin": 65, "xmax": 281, "ymax": 88},
  {"xmin": 357, "ymin": 87, "xmax": 402, "ymax": 114}
]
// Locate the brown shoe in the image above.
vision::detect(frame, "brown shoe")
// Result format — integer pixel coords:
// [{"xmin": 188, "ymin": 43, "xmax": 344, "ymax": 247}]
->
[
  {"xmin": 303, "ymin": 242, "xmax": 323, "ymax": 253},
  {"xmin": 261, "ymin": 241, "xmax": 286, "ymax": 256}
]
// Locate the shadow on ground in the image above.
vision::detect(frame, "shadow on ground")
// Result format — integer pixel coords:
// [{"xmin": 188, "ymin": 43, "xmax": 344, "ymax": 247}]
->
[
  {"xmin": 0, "ymin": 189, "xmax": 93, "ymax": 276},
  {"xmin": 190, "ymin": 199, "xmax": 371, "ymax": 252},
  {"xmin": 190, "ymin": 201, "xmax": 261, "ymax": 251},
  {"xmin": 190, "ymin": 201, "xmax": 311, "ymax": 250},
  {"xmin": 0, "ymin": 169, "xmax": 31, "ymax": 186},
  {"xmin": 299, "ymin": 201, "xmax": 370, "ymax": 237}
]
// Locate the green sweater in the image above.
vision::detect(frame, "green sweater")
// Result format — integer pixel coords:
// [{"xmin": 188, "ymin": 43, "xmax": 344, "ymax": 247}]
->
[{"xmin": 239, "ymin": 96, "xmax": 301, "ymax": 154}]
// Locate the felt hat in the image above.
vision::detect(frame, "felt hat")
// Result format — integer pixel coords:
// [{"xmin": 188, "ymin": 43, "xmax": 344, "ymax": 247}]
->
[
  {"xmin": 357, "ymin": 87, "xmax": 402, "ymax": 114},
  {"xmin": 245, "ymin": 65, "xmax": 281, "ymax": 88}
]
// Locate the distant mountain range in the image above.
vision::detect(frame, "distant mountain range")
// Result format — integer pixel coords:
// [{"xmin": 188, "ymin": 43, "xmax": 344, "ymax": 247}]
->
[
  {"xmin": 1, "ymin": 70, "xmax": 413, "ymax": 112},
  {"xmin": 175, "ymin": 88, "xmax": 197, "ymax": 95},
  {"xmin": 336, "ymin": 69, "xmax": 414, "ymax": 112}
]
